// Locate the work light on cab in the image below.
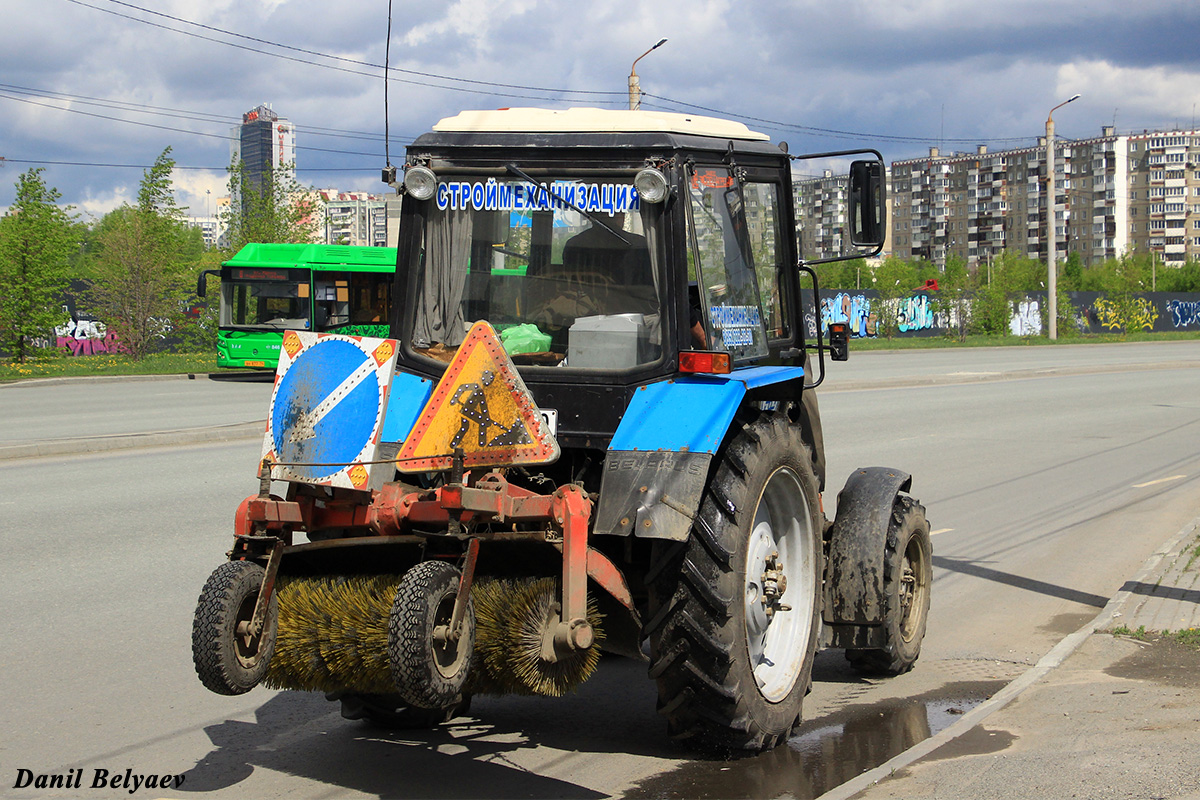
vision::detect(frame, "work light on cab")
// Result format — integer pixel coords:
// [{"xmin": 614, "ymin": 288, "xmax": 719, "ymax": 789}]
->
[
  {"xmin": 634, "ymin": 168, "xmax": 669, "ymax": 203},
  {"xmin": 403, "ymin": 165, "xmax": 438, "ymax": 200}
]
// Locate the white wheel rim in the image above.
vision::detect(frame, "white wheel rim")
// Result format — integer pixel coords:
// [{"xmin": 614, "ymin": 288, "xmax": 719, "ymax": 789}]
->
[{"xmin": 743, "ymin": 466, "xmax": 816, "ymax": 702}]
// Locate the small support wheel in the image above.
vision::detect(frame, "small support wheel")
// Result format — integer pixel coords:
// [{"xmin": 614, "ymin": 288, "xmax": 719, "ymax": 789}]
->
[
  {"xmin": 192, "ymin": 560, "xmax": 277, "ymax": 695},
  {"xmin": 389, "ymin": 560, "xmax": 475, "ymax": 709},
  {"xmin": 846, "ymin": 496, "xmax": 932, "ymax": 675}
]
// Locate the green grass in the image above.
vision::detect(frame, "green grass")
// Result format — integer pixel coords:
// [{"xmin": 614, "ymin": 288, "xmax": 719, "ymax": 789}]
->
[
  {"xmin": 1109, "ymin": 624, "xmax": 1200, "ymax": 649},
  {"xmin": 1165, "ymin": 628, "xmax": 1200, "ymax": 648},
  {"xmin": 848, "ymin": 330, "xmax": 1200, "ymax": 352},
  {"xmin": 0, "ymin": 351, "xmax": 218, "ymax": 383},
  {"xmin": 1111, "ymin": 624, "xmax": 1151, "ymax": 640},
  {"xmin": 1184, "ymin": 538, "xmax": 1200, "ymax": 574}
]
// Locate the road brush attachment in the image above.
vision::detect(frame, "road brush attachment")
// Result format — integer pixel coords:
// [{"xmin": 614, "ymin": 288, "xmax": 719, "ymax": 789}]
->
[
  {"xmin": 471, "ymin": 576, "xmax": 604, "ymax": 697},
  {"xmin": 264, "ymin": 572, "xmax": 603, "ymax": 699},
  {"xmin": 265, "ymin": 575, "xmax": 399, "ymax": 694}
]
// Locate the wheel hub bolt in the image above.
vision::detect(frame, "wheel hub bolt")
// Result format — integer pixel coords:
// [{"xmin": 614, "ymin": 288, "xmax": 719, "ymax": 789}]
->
[{"xmin": 761, "ymin": 552, "xmax": 791, "ymax": 618}]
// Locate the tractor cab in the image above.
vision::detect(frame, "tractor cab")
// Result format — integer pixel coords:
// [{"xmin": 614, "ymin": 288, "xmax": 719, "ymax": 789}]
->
[{"xmin": 389, "ymin": 108, "xmax": 882, "ymax": 454}]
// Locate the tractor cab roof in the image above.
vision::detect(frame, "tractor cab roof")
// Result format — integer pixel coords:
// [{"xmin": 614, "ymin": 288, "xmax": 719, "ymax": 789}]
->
[
  {"xmin": 432, "ymin": 107, "xmax": 768, "ymax": 140},
  {"xmin": 411, "ymin": 107, "xmax": 784, "ymax": 159}
]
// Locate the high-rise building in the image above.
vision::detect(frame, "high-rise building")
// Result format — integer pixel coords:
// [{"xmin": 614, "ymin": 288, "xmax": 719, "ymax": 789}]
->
[
  {"xmin": 319, "ymin": 190, "xmax": 390, "ymax": 247},
  {"xmin": 887, "ymin": 127, "xmax": 1200, "ymax": 269},
  {"xmin": 793, "ymin": 169, "xmax": 893, "ymax": 262},
  {"xmin": 230, "ymin": 104, "xmax": 296, "ymax": 200}
]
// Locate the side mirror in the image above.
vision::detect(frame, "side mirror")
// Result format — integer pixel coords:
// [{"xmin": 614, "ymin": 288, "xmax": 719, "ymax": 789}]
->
[
  {"xmin": 848, "ymin": 160, "xmax": 886, "ymax": 249},
  {"xmin": 197, "ymin": 269, "xmax": 220, "ymax": 298},
  {"xmin": 828, "ymin": 322, "xmax": 850, "ymax": 361}
]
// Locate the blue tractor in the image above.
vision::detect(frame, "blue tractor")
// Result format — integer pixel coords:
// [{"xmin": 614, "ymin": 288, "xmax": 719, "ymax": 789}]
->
[{"xmin": 191, "ymin": 108, "xmax": 932, "ymax": 753}]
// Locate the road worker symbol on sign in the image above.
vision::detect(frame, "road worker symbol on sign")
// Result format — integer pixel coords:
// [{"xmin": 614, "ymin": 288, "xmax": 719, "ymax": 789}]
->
[
  {"xmin": 449, "ymin": 369, "xmax": 536, "ymax": 449},
  {"xmin": 397, "ymin": 321, "xmax": 558, "ymax": 472}
]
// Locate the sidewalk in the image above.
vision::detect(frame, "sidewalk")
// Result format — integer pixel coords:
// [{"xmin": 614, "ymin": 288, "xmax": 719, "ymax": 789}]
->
[
  {"xmin": 825, "ymin": 517, "xmax": 1200, "ymax": 800},
  {"xmin": 0, "ymin": 372, "xmax": 270, "ymax": 460}
]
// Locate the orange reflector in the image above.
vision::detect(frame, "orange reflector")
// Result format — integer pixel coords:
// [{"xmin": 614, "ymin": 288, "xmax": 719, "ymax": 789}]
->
[{"xmin": 679, "ymin": 351, "xmax": 732, "ymax": 374}]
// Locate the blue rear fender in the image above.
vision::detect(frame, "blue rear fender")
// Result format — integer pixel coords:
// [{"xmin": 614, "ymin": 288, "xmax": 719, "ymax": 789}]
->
[{"xmin": 593, "ymin": 366, "xmax": 806, "ymax": 541}]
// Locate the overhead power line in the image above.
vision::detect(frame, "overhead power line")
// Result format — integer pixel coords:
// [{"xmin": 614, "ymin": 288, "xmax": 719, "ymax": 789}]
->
[
  {"xmin": 64, "ymin": 0, "xmax": 626, "ymax": 104},
  {"xmin": 0, "ymin": 82, "xmax": 424, "ymax": 145},
  {"xmin": 0, "ymin": 158, "xmax": 365, "ymax": 173},
  {"xmin": 0, "ymin": 90, "xmax": 410, "ymax": 163},
  {"xmin": 64, "ymin": 0, "xmax": 1023, "ymax": 146},
  {"xmin": 644, "ymin": 93, "xmax": 1035, "ymax": 146}
]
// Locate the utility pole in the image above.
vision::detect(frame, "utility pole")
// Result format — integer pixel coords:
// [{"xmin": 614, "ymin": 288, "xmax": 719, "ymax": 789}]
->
[
  {"xmin": 628, "ymin": 39, "xmax": 667, "ymax": 111},
  {"xmin": 1046, "ymin": 93, "xmax": 1081, "ymax": 340}
]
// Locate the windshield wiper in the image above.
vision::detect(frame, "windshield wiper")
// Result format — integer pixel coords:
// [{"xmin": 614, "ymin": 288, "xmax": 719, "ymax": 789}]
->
[{"xmin": 504, "ymin": 164, "xmax": 631, "ymax": 245}]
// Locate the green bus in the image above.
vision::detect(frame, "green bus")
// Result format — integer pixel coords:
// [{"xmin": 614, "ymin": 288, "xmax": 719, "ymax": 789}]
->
[{"xmin": 198, "ymin": 243, "xmax": 397, "ymax": 370}]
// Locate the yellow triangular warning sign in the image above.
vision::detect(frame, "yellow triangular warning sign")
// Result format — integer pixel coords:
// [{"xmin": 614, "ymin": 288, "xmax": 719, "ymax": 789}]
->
[{"xmin": 396, "ymin": 321, "xmax": 560, "ymax": 472}]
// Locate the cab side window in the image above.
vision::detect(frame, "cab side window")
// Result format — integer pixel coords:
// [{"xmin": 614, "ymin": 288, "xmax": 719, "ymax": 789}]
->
[{"xmin": 742, "ymin": 182, "xmax": 791, "ymax": 341}]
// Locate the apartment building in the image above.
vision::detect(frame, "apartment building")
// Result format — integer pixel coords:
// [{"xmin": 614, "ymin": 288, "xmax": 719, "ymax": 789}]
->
[
  {"xmin": 886, "ymin": 126, "xmax": 1200, "ymax": 270},
  {"xmin": 319, "ymin": 190, "xmax": 389, "ymax": 247},
  {"xmin": 793, "ymin": 170, "xmax": 848, "ymax": 260},
  {"xmin": 793, "ymin": 168, "xmax": 893, "ymax": 262}
]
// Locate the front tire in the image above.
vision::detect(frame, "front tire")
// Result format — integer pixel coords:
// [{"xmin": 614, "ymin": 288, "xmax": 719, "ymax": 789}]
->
[
  {"xmin": 389, "ymin": 560, "xmax": 475, "ymax": 709},
  {"xmin": 646, "ymin": 413, "xmax": 823, "ymax": 752},
  {"xmin": 192, "ymin": 560, "xmax": 277, "ymax": 695}
]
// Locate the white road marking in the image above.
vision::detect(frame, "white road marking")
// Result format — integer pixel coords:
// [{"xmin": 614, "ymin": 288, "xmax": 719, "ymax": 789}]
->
[
  {"xmin": 929, "ymin": 528, "xmax": 954, "ymax": 536},
  {"xmin": 1131, "ymin": 474, "xmax": 1187, "ymax": 488}
]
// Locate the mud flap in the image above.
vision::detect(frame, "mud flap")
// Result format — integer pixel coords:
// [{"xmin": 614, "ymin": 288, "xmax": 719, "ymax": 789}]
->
[{"xmin": 821, "ymin": 467, "xmax": 912, "ymax": 649}]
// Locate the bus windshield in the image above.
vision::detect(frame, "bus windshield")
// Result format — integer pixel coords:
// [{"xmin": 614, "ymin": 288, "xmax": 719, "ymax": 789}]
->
[
  {"xmin": 409, "ymin": 175, "xmax": 663, "ymax": 370},
  {"xmin": 221, "ymin": 268, "xmax": 311, "ymax": 330}
]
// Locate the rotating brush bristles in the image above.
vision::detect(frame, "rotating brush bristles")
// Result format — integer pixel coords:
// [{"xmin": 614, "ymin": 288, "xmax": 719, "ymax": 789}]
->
[
  {"xmin": 265, "ymin": 572, "xmax": 604, "ymax": 699},
  {"xmin": 471, "ymin": 577, "xmax": 604, "ymax": 698},
  {"xmin": 266, "ymin": 575, "xmax": 400, "ymax": 694},
  {"xmin": 468, "ymin": 578, "xmax": 525, "ymax": 696}
]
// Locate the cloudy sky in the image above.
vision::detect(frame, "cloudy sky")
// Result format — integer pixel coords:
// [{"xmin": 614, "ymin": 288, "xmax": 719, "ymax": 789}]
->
[{"xmin": 3, "ymin": 0, "xmax": 1200, "ymax": 221}]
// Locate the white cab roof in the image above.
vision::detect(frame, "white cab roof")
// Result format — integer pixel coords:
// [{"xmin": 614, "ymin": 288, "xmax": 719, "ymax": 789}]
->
[{"xmin": 432, "ymin": 107, "xmax": 770, "ymax": 141}]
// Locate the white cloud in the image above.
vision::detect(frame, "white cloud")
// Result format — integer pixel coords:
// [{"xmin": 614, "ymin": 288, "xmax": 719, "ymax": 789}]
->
[{"xmin": 1057, "ymin": 60, "xmax": 1200, "ymax": 131}]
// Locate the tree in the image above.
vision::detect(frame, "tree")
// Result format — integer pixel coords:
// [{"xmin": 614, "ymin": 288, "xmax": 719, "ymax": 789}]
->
[
  {"xmin": 870, "ymin": 257, "xmax": 917, "ymax": 339},
  {"xmin": 221, "ymin": 159, "xmax": 318, "ymax": 253},
  {"xmin": 1094, "ymin": 255, "xmax": 1155, "ymax": 335},
  {"xmin": 0, "ymin": 168, "xmax": 77, "ymax": 362},
  {"xmin": 935, "ymin": 255, "xmax": 973, "ymax": 342},
  {"xmin": 88, "ymin": 148, "xmax": 202, "ymax": 358}
]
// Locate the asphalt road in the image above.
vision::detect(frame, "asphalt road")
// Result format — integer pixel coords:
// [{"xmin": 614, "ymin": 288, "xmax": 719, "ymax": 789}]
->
[{"xmin": 2, "ymin": 342, "xmax": 1199, "ymax": 799}]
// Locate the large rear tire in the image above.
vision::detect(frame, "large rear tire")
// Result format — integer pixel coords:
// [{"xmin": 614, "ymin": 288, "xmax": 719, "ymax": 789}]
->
[
  {"xmin": 646, "ymin": 413, "xmax": 823, "ymax": 752},
  {"xmin": 846, "ymin": 496, "xmax": 932, "ymax": 675},
  {"xmin": 192, "ymin": 560, "xmax": 277, "ymax": 695}
]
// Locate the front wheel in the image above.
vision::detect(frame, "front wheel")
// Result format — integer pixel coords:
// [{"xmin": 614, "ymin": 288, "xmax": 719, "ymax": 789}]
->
[
  {"xmin": 192, "ymin": 560, "xmax": 277, "ymax": 695},
  {"xmin": 389, "ymin": 560, "xmax": 475, "ymax": 709},
  {"xmin": 646, "ymin": 413, "xmax": 823, "ymax": 752},
  {"xmin": 846, "ymin": 496, "xmax": 932, "ymax": 675}
]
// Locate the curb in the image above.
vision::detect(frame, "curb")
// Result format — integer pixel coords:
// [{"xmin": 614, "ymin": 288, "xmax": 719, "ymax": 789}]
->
[
  {"xmin": 0, "ymin": 420, "xmax": 266, "ymax": 461},
  {"xmin": 818, "ymin": 512, "xmax": 1200, "ymax": 800},
  {"xmin": 821, "ymin": 359, "xmax": 1200, "ymax": 393},
  {"xmin": 1, "ymin": 372, "xmax": 270, "ymax": 389}
]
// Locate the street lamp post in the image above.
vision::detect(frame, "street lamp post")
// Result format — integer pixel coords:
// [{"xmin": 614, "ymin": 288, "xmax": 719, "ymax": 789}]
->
[
  {"xmin": 629, "ymin": 38, "xmax": 668, "ymax": 111},
  {"xmin": 1046, "ymin": 93, "xmax": 1080, "ymax": 340}
]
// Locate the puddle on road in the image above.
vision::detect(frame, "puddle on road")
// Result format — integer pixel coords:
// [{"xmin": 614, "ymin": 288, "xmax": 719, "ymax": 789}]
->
[{"xmin": 624, "ymin": 680, "xmax": 1007, "ymax": 800}]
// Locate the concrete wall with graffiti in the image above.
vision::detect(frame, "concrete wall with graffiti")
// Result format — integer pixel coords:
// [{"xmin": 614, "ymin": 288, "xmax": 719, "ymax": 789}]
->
[{"xmin": 802, "ymin": 289, "xmax": 1200, "ymax": 339}]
